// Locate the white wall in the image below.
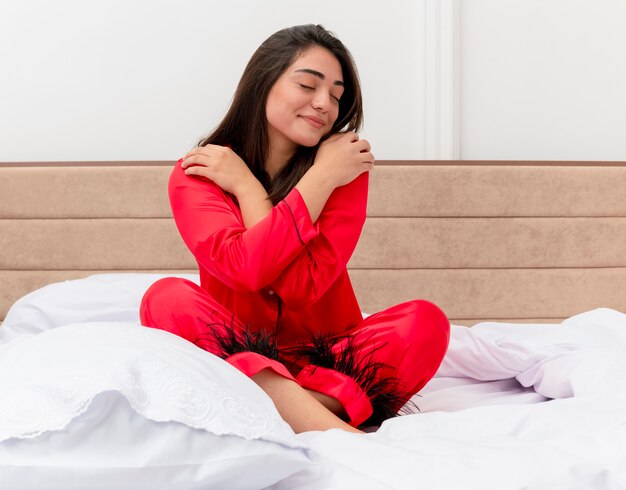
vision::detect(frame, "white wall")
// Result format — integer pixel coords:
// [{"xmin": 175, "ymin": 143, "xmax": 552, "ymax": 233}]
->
[
  {"xmin": 3, "ymin": 1, "xmax": 625, "ymax": 163},
  {"xmin": 460, "ymin": 0, "xmax": 626, "ymax": 161},
  {"xmin": 0, "ymin": 0, "xmax": 426, "ymax": 162}
]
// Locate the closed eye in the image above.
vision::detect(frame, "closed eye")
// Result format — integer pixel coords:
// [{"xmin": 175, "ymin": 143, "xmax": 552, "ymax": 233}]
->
[{"xmin": 300, "ymin": 84, "xmax": 341, "ymax": 103}]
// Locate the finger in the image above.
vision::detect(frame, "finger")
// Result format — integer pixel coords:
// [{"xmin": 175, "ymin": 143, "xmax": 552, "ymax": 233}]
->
[
  {"xmin": 181, "ymin": 149, "xmax": 197, "ymax": 167},
  {"xmin": 328, "ymin": 131, "xmax": 356, "ymax": 143},
  {"xmin": 355, "ymin": 139, "xmax": 371, "ymax": 153},
  {"xmin": 181, "ymin": 155, "xmax": 196, "ymax": 169},
  {"xmin": 183, "ymin": 145, "xmax": 219, "ymax": 161},
  {"xmin": 183, "ymin": 147, "xmax": 202, "ymax": 159},
  {"xmin": 324, "ymin": 132, "xmax": 344, "ymax": 143},
  {"xmin": 203, "ymin": 143, "xmax": 229, "ymax": 152},
  {"xmin": 361, "ymin": 152, "xmax": 375, "ymax": 164},
  {"xmin": 183, "ymin": 164, "xmax": 211, "ymax": 177},
  {"xmin": 181, "ymin": 155, "xmax": 211, "ymax": 169},
  {"xmin": 343, "ymin": 131, "xmax": 359, "ymax": 142}
]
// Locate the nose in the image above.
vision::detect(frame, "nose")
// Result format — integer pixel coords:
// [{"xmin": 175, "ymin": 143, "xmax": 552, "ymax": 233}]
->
[{"xmin": 312, "ymin": 91, "xmax": 331, "ymax": 112}]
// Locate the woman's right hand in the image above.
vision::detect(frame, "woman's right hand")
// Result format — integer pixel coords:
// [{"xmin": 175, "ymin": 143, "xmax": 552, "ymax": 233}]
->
[
  {"xmin": 313, "ymin": 131, "xmax": 375, "ymax": 189},
  {"xmin": 181, "ymin": 145, "xmax": 256, "ymax": 197}
]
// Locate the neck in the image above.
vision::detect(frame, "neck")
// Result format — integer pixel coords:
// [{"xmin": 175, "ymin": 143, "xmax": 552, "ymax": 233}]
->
[{"xmin": 266, "ymin": 130, "xmax": 297, "ymax": 179}]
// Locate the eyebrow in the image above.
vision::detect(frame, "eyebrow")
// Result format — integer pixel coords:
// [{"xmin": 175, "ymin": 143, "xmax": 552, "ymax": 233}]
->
[{"xmin": 294, "ymin": 68, "xmax": 344, "ymax": 87}]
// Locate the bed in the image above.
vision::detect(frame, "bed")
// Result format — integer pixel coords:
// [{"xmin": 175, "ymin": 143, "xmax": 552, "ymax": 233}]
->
[{"xmin": 1, "ymin": 160, "xmax": 625, "ymax": 489}]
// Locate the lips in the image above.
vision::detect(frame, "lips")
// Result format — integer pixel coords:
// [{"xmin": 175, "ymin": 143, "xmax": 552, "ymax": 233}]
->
[{"xmin": 301, "ymin": 115, "xmax": 325, "ymax": 129}]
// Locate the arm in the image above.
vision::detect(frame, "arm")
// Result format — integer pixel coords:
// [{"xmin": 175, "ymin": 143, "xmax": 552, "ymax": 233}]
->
[
  {"xmin": 233, "ymin": 174, "xmax": 274, "ymax": 229},
  {"xmin": 181, "ymin": 145, "xmax": 275, "ymax": 230},
  {"xmin": 231, "ymin": 133, "xmax": 370, "ymax": 306},
  {"xmin": 177, "ymin": 133, "xmax": 372, "ymax": 298},
  {"xmin": 236, "ymin": 161, "xmax": 336, "ymax": 229},
  {"xmin": 169, "ymin": 160, "xmax": 319, "ymax": 292},
  {"xmin": 236, "ymin": 132, "xmax": 372, "ymax": 230},
  {"xmin": 190, "ymin": 147, "xmax": 337, "ymax": 231},
  {"xmin": 268, "ymin": 171, "xmax": 369, "ymax": 308}
]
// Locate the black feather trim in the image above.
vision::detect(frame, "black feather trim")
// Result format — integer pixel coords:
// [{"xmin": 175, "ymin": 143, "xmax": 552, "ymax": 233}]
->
[
  {"xmin": 289, "ymin": 330, "xmax": 419, "ymax": 427},
  {"xmin": 193, "ymin": 311, "xmax": 280, "ymax": 361},
  {"xmin": 363, "ymin": 377, "xmax": 419, "ymax": 427}
]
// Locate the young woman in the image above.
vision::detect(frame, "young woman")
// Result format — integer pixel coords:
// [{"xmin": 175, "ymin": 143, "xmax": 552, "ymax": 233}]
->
[{"xmin": 140, "ymin": 24, "xmax": 450, "ymax": 434}]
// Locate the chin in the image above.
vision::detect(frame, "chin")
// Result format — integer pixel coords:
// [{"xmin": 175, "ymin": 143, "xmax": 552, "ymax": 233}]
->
[
  {"xmin": 298, "ymin": 139, "xmax": 322, "ymax": 148},
  {"xmin": 293, "ymin": 131, "xmax": 326, "ymax": 148}
]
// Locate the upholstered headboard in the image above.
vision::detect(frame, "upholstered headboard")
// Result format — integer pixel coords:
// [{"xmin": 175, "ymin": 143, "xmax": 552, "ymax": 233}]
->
[{"xmin": 1, "ymin": 161, "xmax": 625, "ymax": 325}]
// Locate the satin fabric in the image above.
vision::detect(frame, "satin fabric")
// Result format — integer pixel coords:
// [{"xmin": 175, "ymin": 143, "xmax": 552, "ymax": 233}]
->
[{"xmin": 140, "ymin": 159, "xmax": 450, "ymax": 426}]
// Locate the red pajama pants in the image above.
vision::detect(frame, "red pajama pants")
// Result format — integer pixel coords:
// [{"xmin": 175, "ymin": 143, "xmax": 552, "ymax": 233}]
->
[{"xmin": 140, "ymin": 276, "xmax": 450, "ymax": 428}]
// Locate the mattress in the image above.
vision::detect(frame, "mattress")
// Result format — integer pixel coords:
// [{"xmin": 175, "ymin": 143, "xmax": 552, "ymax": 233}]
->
[{"xmin": 1, "ymin": 273, "xmax": 625, "ymax": 489}]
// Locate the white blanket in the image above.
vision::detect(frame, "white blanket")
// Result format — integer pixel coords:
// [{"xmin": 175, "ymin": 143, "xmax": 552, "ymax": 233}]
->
[
  {"xmin": 275, "ymin": 308, "xmax": 626, "ymax": 489},
  {"xmin": 1, "ymin": 306, "xmax": 625, "ymax": 489}
]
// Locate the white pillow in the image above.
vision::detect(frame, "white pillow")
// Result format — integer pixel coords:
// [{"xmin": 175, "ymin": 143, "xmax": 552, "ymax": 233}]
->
[
  {"xmin": 1, "ymin": 273, "xmax": 200, "ymax": 343},
  {"xmin": 0, "ymin": 322, "xmax": 315, "ymax": 489}
]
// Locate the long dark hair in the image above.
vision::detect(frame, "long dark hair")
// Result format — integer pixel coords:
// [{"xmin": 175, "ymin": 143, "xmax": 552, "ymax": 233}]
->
[{"xmin": 197, "ymin": 24, "xmax": 363, "ymax": 205}]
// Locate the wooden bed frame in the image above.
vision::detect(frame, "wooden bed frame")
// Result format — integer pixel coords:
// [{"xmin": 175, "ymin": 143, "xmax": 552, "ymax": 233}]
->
[{"xmin": 2, "ymin": 160, "xmax": 625, "ymax": 326}]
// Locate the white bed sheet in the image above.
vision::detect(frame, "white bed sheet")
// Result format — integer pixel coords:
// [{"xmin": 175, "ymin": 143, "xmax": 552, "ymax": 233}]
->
[
  {"xmin": 1, "ymin": 274, "xmax": 625, "ymax": 489},
  {"xmin": 275, "ymin": 308, "xmax": 626, "ymax": 489}
]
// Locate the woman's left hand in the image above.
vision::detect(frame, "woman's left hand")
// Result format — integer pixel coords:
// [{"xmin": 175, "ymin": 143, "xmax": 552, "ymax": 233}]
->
[{"xmin": 181, "ymin": 145, "xmax": 254, "ymax": 196}]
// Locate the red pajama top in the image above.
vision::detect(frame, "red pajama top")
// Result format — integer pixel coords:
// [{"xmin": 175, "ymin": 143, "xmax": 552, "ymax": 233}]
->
[{"xmin": 169, "ymin": 158, "xmax": 368, "ymax": 349}]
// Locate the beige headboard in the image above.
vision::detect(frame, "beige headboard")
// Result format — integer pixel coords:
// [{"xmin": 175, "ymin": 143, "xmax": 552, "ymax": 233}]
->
[{"xmin": 1, "ymin": 161, "xmax": 625, "ymax": 326}]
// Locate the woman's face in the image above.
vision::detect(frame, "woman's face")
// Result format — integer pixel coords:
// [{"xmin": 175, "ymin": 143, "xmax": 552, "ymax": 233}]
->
[{"xmin": 265, "ymin": 45, "xmax": 345, "ymax": 152}]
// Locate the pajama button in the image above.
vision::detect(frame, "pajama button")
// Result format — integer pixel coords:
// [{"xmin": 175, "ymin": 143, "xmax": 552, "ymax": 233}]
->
[{"xmin": 268, "ymin": 289, "xmax": 275, "ymax": 296}]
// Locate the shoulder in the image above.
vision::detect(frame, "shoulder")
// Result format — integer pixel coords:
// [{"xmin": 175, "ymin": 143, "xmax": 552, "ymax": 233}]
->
[{"xmin": 169, "ymin": 158, "xmax": 224, "ymax": 196}]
